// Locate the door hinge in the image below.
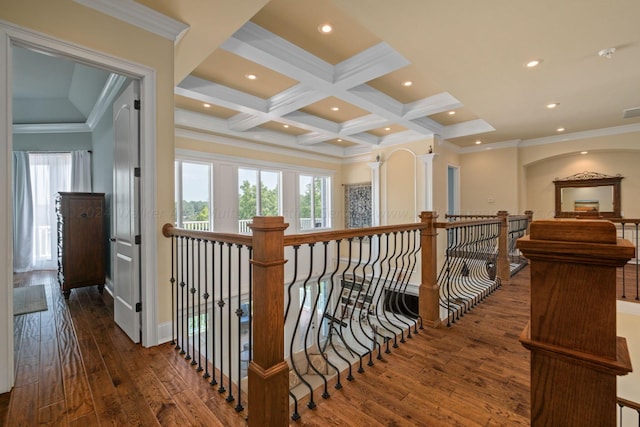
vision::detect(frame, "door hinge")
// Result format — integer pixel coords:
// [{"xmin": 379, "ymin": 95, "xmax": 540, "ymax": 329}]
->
[
  {"xmin": 135, "ymin": 235, "xmax": 141, "ymax": 245},
  {"xmin": 135, "ymin": 302, "xmax": 142, "ymax": 312},
  {"xmin": 134, "ymin": 167, "xmax": 141, "ymax": 177},
  {"xmin": 134, "ymin": 99, "xmax": 141, "ymax": 110}
]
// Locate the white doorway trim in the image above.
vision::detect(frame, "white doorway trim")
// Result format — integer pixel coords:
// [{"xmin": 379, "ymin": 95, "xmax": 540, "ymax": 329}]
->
[
  {"xmin": 0, "ymin": 20, "xmax": 159, "ymax": 392},
  {"xmin": 447, "ymin": 164, "xmax": 460, "ymax": 215}
]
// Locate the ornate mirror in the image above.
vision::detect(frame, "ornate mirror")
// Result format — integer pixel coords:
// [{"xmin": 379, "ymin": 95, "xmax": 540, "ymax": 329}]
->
[{"xmin": 554, "ymin": 171, "xmax": 623, "ymax": 218}]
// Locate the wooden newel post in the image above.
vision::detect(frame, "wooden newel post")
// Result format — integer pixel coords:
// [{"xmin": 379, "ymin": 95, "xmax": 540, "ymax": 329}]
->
[
  {"xmin": 517, "ymin": 220, "xmax": 634, "ymax": 426},
  {"xmin": 419, "ymin": 211, "xmax": 441, "ymax": 328},
  {"xmin": 497, "ymin": 210, "xmax": 510, "ymax": 285},
  {"xmin": 248, "ymin": 216, "xmax": 289, "ymax": 427}
]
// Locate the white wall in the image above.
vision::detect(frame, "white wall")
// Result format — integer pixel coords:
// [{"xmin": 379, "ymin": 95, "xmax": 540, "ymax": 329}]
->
[{"xmin": 617, "ymin": 302, "xmax": 640, "ymax": 425}]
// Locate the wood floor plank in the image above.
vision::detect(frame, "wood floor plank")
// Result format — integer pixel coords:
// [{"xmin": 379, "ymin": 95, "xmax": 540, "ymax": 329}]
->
[
  {"xmin": 6, "ymin": 382, "xmax": 38, "ymax": 426},
  {"xmin": 38, "ymin": 400, "xmax": 68, "ymax": 426},
  {"xmin": 5, "ymin": 268, "xmax": 538, "ymax": 427},
  {"xmin": 63, "ymin": 373, "xmax": 96, "ymax": 422},
  {"xmin": 39, "ymin": 338, "xmax": 65, "ymax": 407}
]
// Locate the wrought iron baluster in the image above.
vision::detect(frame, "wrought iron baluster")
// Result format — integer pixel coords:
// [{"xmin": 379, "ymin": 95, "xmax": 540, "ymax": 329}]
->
[
  {"xmin": 209, "ymin": 240, "xmax": 218, "ymax": 386},
  {"xmin": 196, "ymin": 238, "xmax": 203, "ymax": 372},
  {"xmin": 226, "ymin": 243, "xmax": 234, "ymax": 403},
  {"xmin": 187, "ymin": 237, "xmax": 196, "ymax": 364},
  {"xmin": 180, "ymin": 236, "xmax": 186, "ymax": 354},
  {"xmin": 217, "ymin": 241, "xmax": 225, "ymax": 393},
  {"xmin": 203, "ymin": 240, "xmax": 210, "ymax": 380},
  {"xmin": 235, "ymin": 243, "xmax": 244, "ymax": 412},
  {"xmin": 170, "ymin": 235, "xmax": 176, "ymax": 347}
]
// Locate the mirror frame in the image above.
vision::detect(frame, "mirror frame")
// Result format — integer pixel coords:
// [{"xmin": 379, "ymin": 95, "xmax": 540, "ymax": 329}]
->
[{"xmin": 554, "ymin": 172, "xmax": 623, "ymax": 219}]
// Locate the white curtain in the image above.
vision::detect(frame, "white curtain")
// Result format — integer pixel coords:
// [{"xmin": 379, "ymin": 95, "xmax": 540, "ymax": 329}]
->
[
  {"xmin": 12, "ymin": 152, "xmax": 34, "ymax": 273},
  {"xmin": 71, "ymin": 150, "xmax": 92, "ymax": 192},
  {"xmin": 29, "ymin": 153, "xmax": 72, "ymax": 270}
]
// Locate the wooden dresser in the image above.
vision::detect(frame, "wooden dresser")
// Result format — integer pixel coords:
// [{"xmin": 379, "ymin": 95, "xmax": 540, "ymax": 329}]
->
[{"xmin": 56, "ymin": 192, "xmax": 106, "ymax": 299}]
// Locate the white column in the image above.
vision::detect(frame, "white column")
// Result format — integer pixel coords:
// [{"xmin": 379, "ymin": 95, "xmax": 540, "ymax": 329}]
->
[
  {"xmin": 368, "ymin": 161, "xmax": 381, "ymax": 226},
  {"xmin": 418, "ymin": 153, "xmax": 437, "ymax": 211}
]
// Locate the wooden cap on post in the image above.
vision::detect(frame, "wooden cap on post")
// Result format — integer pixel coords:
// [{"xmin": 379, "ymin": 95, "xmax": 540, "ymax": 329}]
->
[{"xmin": 516, "ymin": 219, "xmax": 634, "ymax": 426}]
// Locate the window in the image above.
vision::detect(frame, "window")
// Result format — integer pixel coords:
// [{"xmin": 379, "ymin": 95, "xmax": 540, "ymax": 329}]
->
[
  {"xmin": 29, "ymin": 152, "xmax": 72, "ymax": 269},
  {"xmin": 175, "ymin": 160, "xmax": 212, "ymax": 231},
  {"xmin": 238, "ymin": 168, "xmax": 281, "ymax": 233},
  {"xmin": 299, "ymin": 175, "xmax": 331, "ymax": 230},
  {"xmin": 174, "ymin": 151, "xmax": 334, "ymax": 234}
]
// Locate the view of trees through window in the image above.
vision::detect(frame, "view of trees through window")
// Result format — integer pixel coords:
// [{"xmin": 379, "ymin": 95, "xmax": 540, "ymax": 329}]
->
[
  {"xmin": 176, "ymin": 159, "xmax": 331, "ymax": 233},
  {"xmin": 299, "ymin": 175, "xmax": 330, "ymax": 229},
  {"xmin": 175, "ymin": 161, "xmax": 211, "ymax": 231},
  {"xmin": 238, "ymin": 169, "xmax": 280, "ymax": 233}
]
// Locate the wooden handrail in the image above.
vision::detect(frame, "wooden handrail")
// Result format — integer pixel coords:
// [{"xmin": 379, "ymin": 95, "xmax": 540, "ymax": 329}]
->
[
  {"xmin": 283, "ymin": 221, "xmax": 427, "ymax": 246},
  {"xmin": 617, "ymin": 396, "xmax": 640, "ymax": 412},
  {"xmin": 162, "ymin": 223, "xmax": 253, "ymax": 246},
  {"xmin": 435, "ymin": 218, "xmax": 500, "ymax": 229}
]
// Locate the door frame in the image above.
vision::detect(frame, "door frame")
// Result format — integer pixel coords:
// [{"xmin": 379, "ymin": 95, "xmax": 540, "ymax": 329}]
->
[
  {"xmin": 447, "ymin": 164, "xmax": 460, "ymax": 215},
  {"xmin": 0, "ymin": 21, "xmax": 159, "ymax": 392}
]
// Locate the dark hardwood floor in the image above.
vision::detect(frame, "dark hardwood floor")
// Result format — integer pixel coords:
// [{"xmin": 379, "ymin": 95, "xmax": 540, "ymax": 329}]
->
[{"xmin": 1, "ymin": 265, "xmax": 635, "ymax": 426}]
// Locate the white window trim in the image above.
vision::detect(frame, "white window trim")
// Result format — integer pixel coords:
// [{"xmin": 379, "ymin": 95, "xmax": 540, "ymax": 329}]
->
[{"xmin": 175, "ymin": 149, "xmax": 336, "ymax": 234}]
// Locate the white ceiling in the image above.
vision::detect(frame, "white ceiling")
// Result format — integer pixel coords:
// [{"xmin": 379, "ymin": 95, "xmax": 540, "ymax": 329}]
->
[{"xmin": 16, "ymin": 0, "xmax": 640, "ymax": 156}]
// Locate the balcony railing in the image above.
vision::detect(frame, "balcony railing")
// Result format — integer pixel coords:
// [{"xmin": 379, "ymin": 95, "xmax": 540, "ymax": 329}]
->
[
  {"xmin": 611, "ymin": 218, "xmax": 640, "ymax": 301},
  {"xmin": 161, "ymin": 210, "xmax": 530, "ymax": 426}
]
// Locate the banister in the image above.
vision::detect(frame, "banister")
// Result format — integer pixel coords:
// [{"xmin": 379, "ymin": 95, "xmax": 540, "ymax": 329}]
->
[
  {"xmin": 162, "ymin": 223, "xmax": 253, "ymax": 246},
  {"xmin": 617, "ymin": 396, "xmax": 640, "ymax": 412},
  {"xmin": 517, "ymin": 219, "xmax": 634, "ymax": 426},
  {"xmin": 283, "ymin": 222, "xmax": 427, "ymax": 246},
  {"xmin": 435, "ymin": 218, "xmax": 500, "ymax": 229},
  {"xmin": 159, "ymin": 209, "xmax": 534, "ymax": 424}
]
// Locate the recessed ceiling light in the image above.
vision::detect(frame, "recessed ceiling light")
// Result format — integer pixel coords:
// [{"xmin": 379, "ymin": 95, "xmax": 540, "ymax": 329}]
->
[
  {"xmin": 581, "ymin": 151, "xmax": 588, "ymax": 155},
  {"xmin": 337, "ymin": 139, "xmax": 343, "ymax": 142},
  {"xmin": 526, "ymin": 59, "xmax": 542, "ymax": 68},
  {"xmin": 448, "ymin": 111, "xmax": 456, "ymax": 115},
  {"xmin": 475, "ymin": 140, "xmax": 482, "ymax": 145},
  {"xmin": 331, "ymin": 107, "xmax": 339, "ymax": 111},
  {"xmin": 245, "ymin": 74, "xmax": 257, "ymax": 80},
  {"xmin": 402, "ymin": 80, "xmax": 413, "ymax": 87},
  {"xmin": 318, "ymin": 23, "xmax": 333, "ymax": 34},
  {"xmin": 283, "ymin": 124, "xmax": 289, "ymax": 128},
  {"xmin": 547, "ymin": 103, "xmax": 559, "ymax": 109},
  {"xmin": 384, "ymin": 127, "xmax": 391, "ymax": 131},
  {"xmin": 598, "ymin": 47, "xmax": 616, "ymax": 59},
  {"xmin": 203, "ymin": 103, "xmax": 211, "ymax": 108},
  {"xmin": 557, "ymin": 127, "xmax": 565, "ymax": 132}
]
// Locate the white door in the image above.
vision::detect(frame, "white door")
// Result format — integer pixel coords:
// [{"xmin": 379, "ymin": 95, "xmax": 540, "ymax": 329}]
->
[{"xmin": 113, "ymin": 81, "xmax": 141, "ymax": 343}]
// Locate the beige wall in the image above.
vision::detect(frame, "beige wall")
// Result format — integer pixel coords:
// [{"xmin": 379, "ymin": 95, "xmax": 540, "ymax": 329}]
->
[
  {"xmin": 525, "ymin": 149, "xmax": 640, "ymax": 219},
  {"xmin": 454, "ymin": 132, "xmax": 640, "ymax": 220},
  {"xmin": 617, "ymin": 305, "xmax": 640, "ymax": 424},
  {"xmin": 432, "ymin": 143, "xmax": 460, "ymax": 216},
  {"xmin": 460, "ymin": 147, "xmax": 520, "ymax": 215}
]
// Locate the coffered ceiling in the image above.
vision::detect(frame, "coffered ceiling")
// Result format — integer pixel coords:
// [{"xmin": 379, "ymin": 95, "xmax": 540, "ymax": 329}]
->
[{"xmin": 20, "ymin": 0, "xmax": 640, "ymax": 158}]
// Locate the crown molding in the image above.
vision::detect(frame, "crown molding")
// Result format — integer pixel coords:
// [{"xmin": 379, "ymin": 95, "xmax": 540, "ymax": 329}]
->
[
  {"xmin": 175, "ymin": 129, "xmax": 342, "ymax": 167},
  {"xmin": 175, "ymin": 108, "xmax": 346, "ymax": 158},
  {"xmin": 12, "ymin": 122, "xmax": 91, "ymax": 134},
  {"xmin": 458, "ymin": 139, "xmax": 521, "ymax": 154},
  {"xmin": 518, "ymin": 123, "xmax": 640, "ymax": 148},
  {"xmin": 86, "ymin": 73, "xmax": 128, "ymax": 129},
  {"xmin": 73, "ymin": 0, "xmax": 189, "ymax": 44}
]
